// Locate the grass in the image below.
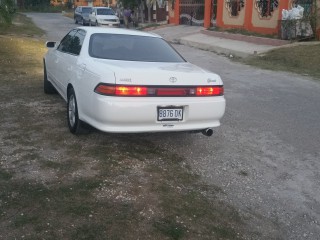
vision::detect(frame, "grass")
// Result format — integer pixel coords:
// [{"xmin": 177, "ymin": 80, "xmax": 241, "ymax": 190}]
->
[
  {"xmin": 0, "ymin": 13, "xmax": 251, "ymax": 239},
  {"xmin": 209, "ymin": 26, "xmax": 278, "ymax": 39},
  {"xmin": 63, "ymin": 11, "xmax": 74, "ymax": 19},
  {"xmin": 0, "ymin": 13, "xmax": 45, "ymax": 37},
  {"xmin": 240, "ymin": 43, "xmax": 320, "ymax": 79}
]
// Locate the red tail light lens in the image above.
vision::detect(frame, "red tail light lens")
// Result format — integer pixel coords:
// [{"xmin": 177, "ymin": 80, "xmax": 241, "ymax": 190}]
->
[
  {"xmin": 115, "ymin": 86, "xmax": 147, "ymax": 96},
  {"xmin": 95, "ymin": 84, "xmax": 224, "ymax": 97},
  {"xmin": 196, "ymin": 86, "xmax": 224, "ymax": 96}
]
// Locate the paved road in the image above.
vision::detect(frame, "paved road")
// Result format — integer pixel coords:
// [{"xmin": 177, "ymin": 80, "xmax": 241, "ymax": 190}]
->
[{"xmin": 27, "ymin": 12, "xmax": 320, "ymax": 239}]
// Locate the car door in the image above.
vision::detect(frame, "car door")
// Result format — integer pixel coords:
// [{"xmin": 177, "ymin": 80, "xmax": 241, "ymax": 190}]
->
[
  {"xmin": 60, "ymin": 29, "xmax": 86, "ymax": 99},
  {"xmin": 53, "ymin": 29, "xmax": 77, "ymax": 99}
]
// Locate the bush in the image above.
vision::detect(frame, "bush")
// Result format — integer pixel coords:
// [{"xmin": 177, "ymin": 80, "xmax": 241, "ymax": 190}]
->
[{"xmin": 0, "ymin": 0, "xmax": 15, "ymax": 24}]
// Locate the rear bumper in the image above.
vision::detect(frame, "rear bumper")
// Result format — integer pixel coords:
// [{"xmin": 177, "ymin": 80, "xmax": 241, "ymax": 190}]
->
[{"xmin": 81, "ymin": 96, "xmax": 226, "ymax": 133}]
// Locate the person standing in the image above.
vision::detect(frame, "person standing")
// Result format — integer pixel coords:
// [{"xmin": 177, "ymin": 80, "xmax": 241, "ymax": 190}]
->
[{"xmin": 123, "ymin": 7, "xmax": 131, "ymax": 28}]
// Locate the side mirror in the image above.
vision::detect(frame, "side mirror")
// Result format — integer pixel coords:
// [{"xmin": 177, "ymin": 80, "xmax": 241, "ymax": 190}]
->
[{"xmin": 46, "ymin": 41, "xmax": 56, "ymax": 48}]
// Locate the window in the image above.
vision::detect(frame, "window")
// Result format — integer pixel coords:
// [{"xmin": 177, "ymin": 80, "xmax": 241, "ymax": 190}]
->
[
  {"xmin": 57, "ymin": 29, "xmax": 86, "ymax": 56},
  {"xmin": 69, "ymin": 29, "xmax": 86, "ymax": 55},
  {"xmin": 96, "ymin": 8, "xmax": 115, "ymax": 15},
  {"xmin": 225, "ymin": 0, "xmax": 245, "ymax": 17},
  {"xmin": 89, "ymin": 34, "xmax": 185, "ymax": 63},
  {"xmin": 82, "ymin": 7, "xmax": 92, "ymax": 13},
  {"xmin": 255, "ymin": 0, "xmax": 279, "ymax": 18}
]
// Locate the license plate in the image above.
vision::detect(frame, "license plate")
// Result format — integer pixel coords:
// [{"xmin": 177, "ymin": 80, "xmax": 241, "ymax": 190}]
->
[{"xmin": 157, "ymin": 107, "xmax": 183, "ymax": 121}]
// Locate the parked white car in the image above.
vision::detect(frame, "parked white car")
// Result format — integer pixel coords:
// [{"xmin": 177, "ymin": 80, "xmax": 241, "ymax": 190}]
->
[
  {"xmin": 89, "ymin": 7, "xmax": 120, "ymax": 27},
  {"xmin": 43, "ymin": 27, "xmax": 225, "ymax": 135}
]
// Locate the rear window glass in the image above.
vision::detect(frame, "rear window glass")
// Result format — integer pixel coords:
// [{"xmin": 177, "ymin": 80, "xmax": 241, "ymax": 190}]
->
[
  {"xmin": 97, "ymin": 8, "xmax": 114, "ymax": 15},
  {"xmin": 82, "ymin": 7, "xmax": 91, "ymax": 13},
  {"xmin": 89, "ymin": 33, "xmax": 185, "ymax": 63}
]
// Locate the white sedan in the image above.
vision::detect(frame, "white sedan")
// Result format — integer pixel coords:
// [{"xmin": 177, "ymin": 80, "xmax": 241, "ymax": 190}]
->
[{"xmin": 43, "ymin": 27, "xmax": 226, "ymax": 136}]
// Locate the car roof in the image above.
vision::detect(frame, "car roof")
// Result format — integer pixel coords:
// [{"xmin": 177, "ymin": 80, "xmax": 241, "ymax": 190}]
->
[{"xmin": 76, "ymin": 27, "xmax": 162, "ymax": 38}]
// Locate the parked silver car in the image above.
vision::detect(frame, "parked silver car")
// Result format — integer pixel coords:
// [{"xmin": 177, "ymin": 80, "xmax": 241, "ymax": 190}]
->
[
  {"xmin": 89, "ymin": 7, "xmax": 120, "ymax": 27},
  {"xmin": 74, "ymin": 6, "xmax": 92, "ymax": 26}
]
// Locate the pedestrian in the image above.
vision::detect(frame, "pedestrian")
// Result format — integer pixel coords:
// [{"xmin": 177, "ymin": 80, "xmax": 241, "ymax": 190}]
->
[{"xmin": 123, "ymin": 7, "xmax": 131, "ymax": 29}]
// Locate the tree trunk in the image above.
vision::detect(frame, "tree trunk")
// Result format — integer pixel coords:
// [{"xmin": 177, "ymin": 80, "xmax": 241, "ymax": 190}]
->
[{"xmin": 147, "ymin": 5, "xmax": 151, "ymax": 23}]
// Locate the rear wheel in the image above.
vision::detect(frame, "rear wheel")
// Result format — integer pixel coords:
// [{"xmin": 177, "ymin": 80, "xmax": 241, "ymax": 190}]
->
[
  {"xmin": 67, "ymin": 88, "xmax": 83, "ymax": 134},
  {"xmin": 43, "ymin": 61, "xmax": 56, "ymax": 94}
]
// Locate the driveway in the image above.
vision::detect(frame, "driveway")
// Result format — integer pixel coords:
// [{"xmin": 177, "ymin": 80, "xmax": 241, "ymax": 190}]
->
[{"xmin": 26, "ymin": 12, "xmax": 320, "ymax": 239}]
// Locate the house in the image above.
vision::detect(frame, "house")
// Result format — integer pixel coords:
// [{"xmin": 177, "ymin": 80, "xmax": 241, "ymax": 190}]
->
[{"xmin": 168, "ymin": 0, "xmax": 320, "ymax": 39}]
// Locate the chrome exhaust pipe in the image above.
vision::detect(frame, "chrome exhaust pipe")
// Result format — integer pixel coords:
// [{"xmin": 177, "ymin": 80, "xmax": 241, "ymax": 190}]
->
[{"xmin": 202, "ymin": 128, "xmax": 213, "ymax": 137}]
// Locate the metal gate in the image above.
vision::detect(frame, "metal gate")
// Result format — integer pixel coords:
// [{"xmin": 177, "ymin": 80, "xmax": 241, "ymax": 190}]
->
[
  {"xmin": 179, "ymin": 0, "xmax": 205, "ymax": 26},
  {"xmin": 211, "ymin": 0, "xmax": 218, "ymax": 25}
]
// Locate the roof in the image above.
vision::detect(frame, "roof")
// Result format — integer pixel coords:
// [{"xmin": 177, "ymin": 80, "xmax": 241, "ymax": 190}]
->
[
  {"xmin": 76, "ymin": 27, "xmax": 162, "ymax": 38},
  {"xmin": 92, "ymin": 7, "xmax": 112, "ymax": 9}
]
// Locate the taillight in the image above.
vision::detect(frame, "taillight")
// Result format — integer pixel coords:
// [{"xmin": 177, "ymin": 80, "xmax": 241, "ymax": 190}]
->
[
  {"xmin": 94, "ymin": 85, "xmax": 115, "ymax": 95},
  {"xmin": 196, "ymin": 86, "xmax": 224, "ymax": 96},
  {"xmin": 95, "ymin": 84, "xmax": 224, "ymax": 97},
  {"xmin": 115, "ymin": 86, "xmax": 147, "ymax": 96}
]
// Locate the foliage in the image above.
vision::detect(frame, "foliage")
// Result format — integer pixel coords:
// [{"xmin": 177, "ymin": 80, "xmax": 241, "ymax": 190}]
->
[
  {"xmin": 0, "ymin": 13, "xmax": 44, "ymax": 36},
  {"xmin": 0, "ymin": 0, "xmax": 15, "ymax": 24},
  {"xmin": 19, "ymin": 0, "xmax": 51, "ymax": 11},
  {"xmin": 119, "ymin": 0, "xmax": 139, "ymax": 8}
]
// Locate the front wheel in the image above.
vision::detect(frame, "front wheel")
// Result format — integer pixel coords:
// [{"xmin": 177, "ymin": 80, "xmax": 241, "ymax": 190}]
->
[{"xmin": 67, "ymin": 88, "xmax": 83, "ymax": 134}]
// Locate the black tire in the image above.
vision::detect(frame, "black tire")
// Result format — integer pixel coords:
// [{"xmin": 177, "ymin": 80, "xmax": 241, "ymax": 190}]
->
[
  {"xmin": 67, "ymin": 88, "xmax": 83, "ymax": 134},
  {"xmin": 75, "ymin": 18, "xmax": 78, "ymax": 24},
  {"xmin": 96, "ymin": 21, "xmax": 99, "ymax": 26},
  {"xmin": 44, "ymin": 61, "xmax": 56, "ymax": 94},
  {"xmin": 82, "ymin": 19, "xmax": 86, "ymax": 26}
]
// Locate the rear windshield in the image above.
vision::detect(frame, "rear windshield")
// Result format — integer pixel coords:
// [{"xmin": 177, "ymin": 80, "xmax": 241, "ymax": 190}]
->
[
  {"xmin": 89, "ymin": 33, "xmax": 185, "ymax": 63},
  {"xmin": 97, "ymin": 8, "xmax": 114, "ymax": 15},
  {"xmin": 82, "ymin": 7, "xmax": 91, "ymax": 13}
]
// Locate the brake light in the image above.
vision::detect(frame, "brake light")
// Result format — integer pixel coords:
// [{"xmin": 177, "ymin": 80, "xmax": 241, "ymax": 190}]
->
[
  {"xmin": 196, "ymin": 86, "xmax": 224, "ymax": 96},
  {"xmin": 95, "ymin": 84, "xmax": 224, "ymax": 97},
  {"xmin": 116, "ymin": 86, "xmax": 147, "ymax": 96}
]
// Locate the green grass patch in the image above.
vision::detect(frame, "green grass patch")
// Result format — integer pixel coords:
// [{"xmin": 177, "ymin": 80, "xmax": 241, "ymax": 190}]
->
[
  {"xmin": 209, "ymin": 26, "xmax": 278, "ymax": 39},
  {"xmin": 0, "ymin": 13, "xmax": 45, "ymax": 37},
  {"xmin": 240, "ymin": 43, "xmax": 320, "ymax": 80}
]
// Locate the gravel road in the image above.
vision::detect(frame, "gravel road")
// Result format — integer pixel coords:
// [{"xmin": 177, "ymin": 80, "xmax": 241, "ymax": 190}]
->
[{"xmin": 26, "ymin": 12, "xmax": 320, "ymax": 240}]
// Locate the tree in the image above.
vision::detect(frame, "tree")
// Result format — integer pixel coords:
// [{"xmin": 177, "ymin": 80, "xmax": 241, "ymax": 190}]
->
[
  {"xmin": 118, "ymin": 0, "xmax": 146, "ymax": 24},
  {"xmin": 145, "ymin": 0, "xmax": 155, "ymax": 23},
  {"xmin": 0, "ymin": 0, "xmax": 15, "ymax": 24}
]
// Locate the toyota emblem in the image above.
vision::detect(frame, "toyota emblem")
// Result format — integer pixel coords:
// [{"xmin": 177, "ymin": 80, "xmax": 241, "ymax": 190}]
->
[{"xmin": 169, "ymin": 77, "xmax": 177, "ymax": 83}]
